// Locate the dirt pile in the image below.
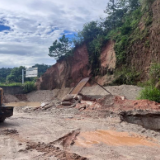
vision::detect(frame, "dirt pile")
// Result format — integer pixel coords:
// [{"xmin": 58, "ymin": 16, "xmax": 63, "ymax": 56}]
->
[
  {"xmin": 4, "ymin": 94, "xmax": 20, "ymax": 103},
  {"xmin": 15, "ymin": 94, "xmax": 28, "ymax": 101},
  {"xmin": 75, "ymin": 95, "xmax": 160, "ymax": 130}
]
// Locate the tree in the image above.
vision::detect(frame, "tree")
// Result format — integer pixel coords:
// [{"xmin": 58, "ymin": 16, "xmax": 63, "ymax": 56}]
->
[
  {"xmin": 105, "ymin": 0, "xmax": 120, "ymax": 29},
  {"xmin": 139, "ymin": 0, "xmax": 155, "ymax": 10},
  {"xmin": 79, "ymin": 21, "xmax": 103, "ymax": 42},
  {"xmin": 49, "ymin": 35, "xmax": 72, "ymax": 60},
  {"xmin": 128, "ymin": 0, "xmax": 140, "ymax": 11},
  {"xmin": 0, "ymin": 68, "xmax": 12, "ymax": 83},
  {"xmin": 6, "ymin": 66, "xmax": 25, "ymax": 83}
]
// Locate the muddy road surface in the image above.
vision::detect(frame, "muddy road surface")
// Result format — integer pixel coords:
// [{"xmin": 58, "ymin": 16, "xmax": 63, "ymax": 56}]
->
[{"xmin": 1, "ymin": 103, "xmax": 160, "ymax": 160}]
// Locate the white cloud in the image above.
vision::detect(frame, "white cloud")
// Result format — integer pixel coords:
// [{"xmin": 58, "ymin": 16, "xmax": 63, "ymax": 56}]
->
[{"xmin": 0, "ymin": 0, "xmax": 108, "ymax": 68}]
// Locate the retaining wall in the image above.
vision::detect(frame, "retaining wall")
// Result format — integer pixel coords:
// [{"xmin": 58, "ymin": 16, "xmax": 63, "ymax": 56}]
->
[{"xmin": 0, "ymin": 86, "xmax": 24, "ymax": 95}]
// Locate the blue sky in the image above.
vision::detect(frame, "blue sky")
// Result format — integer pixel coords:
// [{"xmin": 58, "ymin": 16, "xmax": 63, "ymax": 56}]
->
[{"xmin": 0, "ymin": 0, "xmax": 108, "ymax": 68}]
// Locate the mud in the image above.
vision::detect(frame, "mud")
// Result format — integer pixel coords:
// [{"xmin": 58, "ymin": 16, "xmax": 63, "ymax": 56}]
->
[
  {"xmin": 75, "ymin": 130, "xmax": 158, "ymax": 147},
  {"xmin": 52, "ymin": 129, "xmax": 80, "ymax": 149}
]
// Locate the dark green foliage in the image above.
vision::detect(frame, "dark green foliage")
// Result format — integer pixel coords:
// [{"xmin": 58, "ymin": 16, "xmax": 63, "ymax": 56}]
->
[
  {"xmin": 23, "ymin": 81, "xmax": 36, "ymax": 93},
  {"xmin": 149, "ymin": 63, "xmax": 160, "ymax": 85},
  {"xmin": 0, "ymin": 64, "xmax": 50, "ymax": 84},
  {"xmin": 88, "ymin": 35, "xmax": 105, "ymax": 76},
  {"xmin": 113, "ymin": 67, "xmax": 140, "ymax": 85},
  {"xmin": 127, "ymin": 0, "xmax": 140, "ymax": 11},
  {"xmin": 121, "ymin": 26, "xmax": 132, "ymax": 35},
  {"xmin": 79, "ymin": 21, "xmax": 103, "ymax": 43},
  {"xmin": 138, "ymin": 63, "xmax": 160, "ymax": 102},
  {"xmin": 107, "ymin": 7, "xmax": 143, "ymax": 65},
  {"xmin": 6, "ymin": 66, "xmax": 25, "ymax": 83},
  {"xmin": 49, "ymin": 35, "xmax": 72, "ymax": 60},
  {"xmin": 0, "ymin": 68, "xmax": 11, "ymax": 83},
  {"xmin": 138, "ymin": 86, "xmax": 160, "ymax": 103}
]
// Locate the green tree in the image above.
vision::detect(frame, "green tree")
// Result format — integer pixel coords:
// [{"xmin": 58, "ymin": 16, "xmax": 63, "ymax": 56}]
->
[
  {"xmin": 139, "ymin": 0, "xmax": 155, "ymax": 10},
  {"xmin": 6, "ymin": 66, "xmax": 25, "ymax": 83},
  {"xmin": 0, "ymin": 68, "xmax": 12, "ymax": 83},
  {"xmin": 49, "ymin": 35, "xmax": 72, "ymax": 60},
  {"xmin": 79, "ymin": 21, "xmax": 103, "ymax": 42}
]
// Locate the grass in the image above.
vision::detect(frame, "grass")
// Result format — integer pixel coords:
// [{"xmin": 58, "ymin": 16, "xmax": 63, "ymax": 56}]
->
[
  {"xmin": 0, "ymin": 82, "xmax": 22, "ymax": 87},
  {"xmin": 138, "ymin": 86, "xmax": 160, "ymax": 102},
  {"xmin": 23, "ymin": 81, "xmax": 36, "ymax": 93},
  {"xmin": 0, "ymin": 81, "xmax": 36, "ymax": 93}
]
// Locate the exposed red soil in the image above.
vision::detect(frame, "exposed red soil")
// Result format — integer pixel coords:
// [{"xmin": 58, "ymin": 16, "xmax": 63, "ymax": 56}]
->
[
  {"xmin": 75, "ymin": 130, "xmax": 159, "ymax": 147},
  {"xmin": 75, "ymin": 95, "xmax": 160, "ymax": 116},
  {"xmin": 37, "ymin": 44, "xmax": 90, "ymax": 90},
  {"xmin": 37, "ymin": 40, "xmax": 117, "ymax": 90}
]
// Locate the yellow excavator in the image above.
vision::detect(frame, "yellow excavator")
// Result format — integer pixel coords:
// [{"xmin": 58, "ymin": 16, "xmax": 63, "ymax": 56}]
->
[{"xmin": 0, "ymin": 88, "xmax": 13, "ymax": 122}]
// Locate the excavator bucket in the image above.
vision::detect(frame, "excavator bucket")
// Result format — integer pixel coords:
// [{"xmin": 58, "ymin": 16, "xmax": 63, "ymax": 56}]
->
[{"xmin": 70, "ymin": 77, "xmax": 90, "ymax": 95}]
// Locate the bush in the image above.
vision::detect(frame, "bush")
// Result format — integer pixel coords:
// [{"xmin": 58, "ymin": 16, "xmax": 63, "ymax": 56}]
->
[
  {"xmin": 149, "ymin": 63, "xmax": 160, "ymax": 85},
  {"xmin": 138, "ymin": 86, "xmax": 160, "ymax": 102},
  {"xmin": 23, "ymin": 81, "xmax": 36, "ymax": 93},
  {"xmin": 113, "ymin": 68, "xmax": 140, "ymax": 85}
]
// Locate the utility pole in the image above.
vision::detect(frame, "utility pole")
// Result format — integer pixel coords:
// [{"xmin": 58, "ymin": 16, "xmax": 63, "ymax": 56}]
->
[{"xmin": 22, "ymin": 69, "xmax": 24, "ymax": 84}]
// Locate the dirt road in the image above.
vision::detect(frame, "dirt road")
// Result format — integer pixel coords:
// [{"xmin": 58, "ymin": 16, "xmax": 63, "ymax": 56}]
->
[{"xmin": 1, "ymin": 104, "xmax": 160, "ymax": 160}]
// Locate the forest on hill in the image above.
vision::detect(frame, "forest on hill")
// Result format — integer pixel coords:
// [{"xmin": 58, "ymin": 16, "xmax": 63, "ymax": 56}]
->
[{"xmin": 0, "ymin": 64, "xmax": 51, "ymax": 83}]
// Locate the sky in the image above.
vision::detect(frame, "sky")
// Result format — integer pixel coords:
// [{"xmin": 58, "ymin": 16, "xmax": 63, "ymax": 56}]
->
[{"xmin": 0, "ymin": 0, "xmax": 108, "ymax": 68}]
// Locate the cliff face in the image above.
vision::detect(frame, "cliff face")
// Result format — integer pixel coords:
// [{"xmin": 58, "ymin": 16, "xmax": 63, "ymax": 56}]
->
[
  {"xmin": 37, "ymin": 44, "xmax": 90, "ymax": 90},
  {"xmin": 127, "ymin": 0, "xmax": 160, "ymax": 78},
  {"xmin": 37, "ymin": 41, "xmax": 116, "ymax": 90}
]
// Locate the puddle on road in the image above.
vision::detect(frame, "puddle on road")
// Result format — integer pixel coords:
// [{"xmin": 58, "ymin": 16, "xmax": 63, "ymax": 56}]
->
[
  {"xmin": 75, "ymin": 130, "xmax": 158, "ymax": 147},
  {"xmin": 5, "ymin": 102, "xmax": 41, "ymax": 107}
]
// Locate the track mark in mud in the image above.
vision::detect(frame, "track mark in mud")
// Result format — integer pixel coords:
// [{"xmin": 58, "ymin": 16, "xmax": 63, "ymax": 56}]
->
[
  {"xmin": 0, "ymin": 129, "xmax": 18, "ymax": 135},
  {"xmin": 75, "ymin": 130, "xmax": 159, "ymax": 147},
  {"xmin": 20, "ymin": 129, "xmax": 87, "ymax": 160},
  {"xmin": 52, "ymin": 128, "xmax": 80, "ymax": 149},
  {"xmin": 25, "ymin": 141, "xmax": 88, "ymax": 160}
]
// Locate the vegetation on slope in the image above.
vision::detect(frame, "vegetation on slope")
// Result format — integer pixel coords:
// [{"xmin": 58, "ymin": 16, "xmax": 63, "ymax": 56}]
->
[
  {"xmin": 138, "ymin": 63, "xmax": 160, "ymax": 102},
  {"xmin": 49, "ymin": 0, "xmax": 156, "ymax": 83}
]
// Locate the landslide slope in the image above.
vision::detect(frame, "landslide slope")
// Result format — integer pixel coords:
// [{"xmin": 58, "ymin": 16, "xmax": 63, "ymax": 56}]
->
[
  {"xmin": 37, "ymin": 0, "xmax": 160, "ymax": 90},
  {"xmin": 126, "ymin": 0, "xmax": 160, "ymax": 78},
  {"xmin": 37, "ymin": 42, "xmax": 116, "ymax": 90}
]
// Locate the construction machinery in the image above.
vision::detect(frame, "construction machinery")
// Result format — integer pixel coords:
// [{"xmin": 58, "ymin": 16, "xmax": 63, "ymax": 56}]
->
[{"xmin": 0, "ymin": 88, "xmax": 14, "ymax": 122}]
